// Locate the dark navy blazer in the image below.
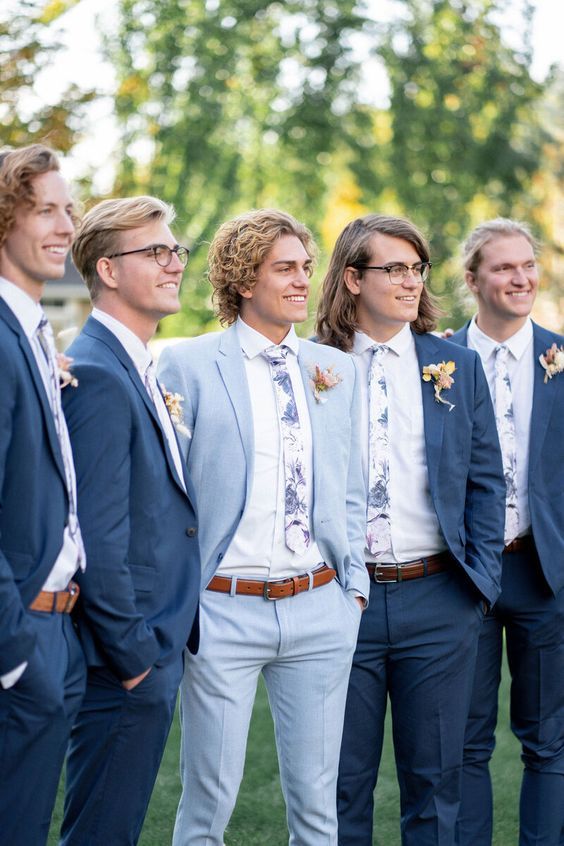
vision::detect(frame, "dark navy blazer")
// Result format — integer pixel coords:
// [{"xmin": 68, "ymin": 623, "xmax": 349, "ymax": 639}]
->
[
  {"xmin": 63, "ymin": 317, "xmax": 200, "ymax": 679},
  {"xmin": 0, "ymin": 298, "xmax": 69, "ymax": 673},
  {"xmin": 451, "ymin": 320, "xmax": 564, "ymax": 595}
]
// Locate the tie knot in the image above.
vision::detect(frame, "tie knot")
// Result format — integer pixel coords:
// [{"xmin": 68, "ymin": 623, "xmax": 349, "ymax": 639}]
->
[
  {"xmin": 263, "ymin": 345, "xmax": 289, "ymax": 367},
  {"xmin": 371, "ymin": 344, "xmax": 389, "ymax": 360},
  {"xmin": 37, "ymin": 313, "xmax": 50, "ymax": 335},
  {"xmin": 495, "ymin": 344, "xmax": 509, "ymax": 360}
]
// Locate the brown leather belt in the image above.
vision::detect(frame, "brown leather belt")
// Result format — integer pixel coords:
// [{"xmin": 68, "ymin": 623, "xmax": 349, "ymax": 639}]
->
[
  {"xmin": 206, "ymin": 564, "xmax": 335, "ymax": 600},
  {"xmin": 366, "ymin": 551, "xmax": 451, "ymax": 583},
  {"xmin": 29, "ymin": 581, "xmax": 80, "ymax": 613},
  {"xmin": 503, "ymin": 536, "xmax": 533, "ymax": 554}
]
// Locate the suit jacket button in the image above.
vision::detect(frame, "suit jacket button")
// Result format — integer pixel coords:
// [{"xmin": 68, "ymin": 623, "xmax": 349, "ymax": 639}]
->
[{"xmin": 186, "ymin": 527, "xmax": 197, "ymax": 537}]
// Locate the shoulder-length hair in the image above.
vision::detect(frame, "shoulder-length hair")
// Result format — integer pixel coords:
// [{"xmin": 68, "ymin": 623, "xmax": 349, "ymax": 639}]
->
[{"xmin": 316, "ymin": 214, "xmax": 442, "ymax": 351}]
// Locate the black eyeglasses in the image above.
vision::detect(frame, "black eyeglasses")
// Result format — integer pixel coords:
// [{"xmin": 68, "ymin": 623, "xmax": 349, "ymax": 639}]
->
[
  {"xmin": 353, "ymin": 261, "xmax": 432, "ymax": 284},
  {"xmin": 108, "ymin": 243, "xmax": 190, "ymax": 267}
]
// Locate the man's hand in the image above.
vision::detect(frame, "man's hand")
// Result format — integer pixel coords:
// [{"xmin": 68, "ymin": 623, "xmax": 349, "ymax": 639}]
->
[
  {"xmin": 355, "ymin": 596, "xmax": 367, "ymax": 611},
  {"xmin": 122, "ymin": 666, "xmax": 152, "ymax": 690}
]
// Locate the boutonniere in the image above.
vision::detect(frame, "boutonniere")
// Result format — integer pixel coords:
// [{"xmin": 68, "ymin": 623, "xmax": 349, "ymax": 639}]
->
[
  {"xmin": 161, "ymin": 386, "xmax": 189, "ymax": 435},
  {"xmin": 422, "ymin": 360, "xmax": 456, "ymax": 411},
  {"xmin": 539, "ymin": 343, "xmax": 564, "ymax": 383},
  {"xmin": 309, "ymin": 364, "xmax": 342, "ymax": 403},
  {"xmin": 56, "ymin": 353, "xmax": 78, "ymax": 388}
]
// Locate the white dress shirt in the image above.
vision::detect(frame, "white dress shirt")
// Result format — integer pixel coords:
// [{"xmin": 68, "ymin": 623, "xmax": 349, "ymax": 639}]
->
[
  {"xmin": 218, "ymin": 318, "xmax": 323, "ymax": 578},
  {"xmin": 467, "ymin": 316, "xmax": 533, "ymax": 536},
  {"xmin": 352, "ymin": 324, "xmax": 446, "ymax": 563},
  {"xmin": 0, "ymin": 277, "xmax": 83, "ymax": 688},
  {"xmin": 90, "ymin": 309, "xmax": 186, "ymax": 490}
]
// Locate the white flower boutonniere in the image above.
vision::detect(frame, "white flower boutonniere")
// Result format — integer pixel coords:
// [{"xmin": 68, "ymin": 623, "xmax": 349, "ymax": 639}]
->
[
  {"xmin": 422, "ymin": 360, "xmax": 456, "ymax": 411},
  {"xmin": 56, "ymin": 353, "xmax": 78, "ymax": 388},
  {"xmin": 161, "ymin": 386, "xmax": 189, "ymax": 435},
  {"xmin": 539, "ymin": 343, "xmax": 564, "ymax": 383},
  {"xmin": 309, "ymin": 364, "xmax": 342, "ymax": 403}
]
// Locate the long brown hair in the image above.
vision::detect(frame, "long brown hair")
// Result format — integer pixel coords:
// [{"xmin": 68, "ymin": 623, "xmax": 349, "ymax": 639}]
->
[{"xmin": 316, "ymin": 214, "xmax": 442, "ymax": 351}]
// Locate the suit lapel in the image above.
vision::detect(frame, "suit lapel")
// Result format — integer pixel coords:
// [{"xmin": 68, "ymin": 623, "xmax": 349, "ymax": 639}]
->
[
  {"xmin": 298, "ymin": 346, "xmax": 322, "ymax": 513},
  {"xmin": 413, "ymin": 331, "xmax": 447, "ymax": 495},
  {"xmin": 216, "ymin": 325, "xmax": 255, "ymax": 505},
  {"xmin": 0, "ymin": 301, "xmax": 66, "ymax": 485},
  {"xmin": 529, "ymin": 322, "xmax": 558, "ymax": 475},
  {"xmin": 83, "ymin": 317, "xmax": 192, "ymax": 501}
]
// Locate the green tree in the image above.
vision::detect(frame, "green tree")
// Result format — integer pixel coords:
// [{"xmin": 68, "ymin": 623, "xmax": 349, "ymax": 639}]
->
[
  {"xmin": 362, "ymin": 0, "xmax": 548, "ymax": 325},
  {"xmin": 0, "ymin": 0, "xmax": 94, "ymax": 153}
]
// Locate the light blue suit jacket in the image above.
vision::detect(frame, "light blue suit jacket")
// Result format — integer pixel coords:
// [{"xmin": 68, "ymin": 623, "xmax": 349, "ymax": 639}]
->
[
  {"xmin": 158, "ymin": 323, "xmax": 369, "ymax": 598},
  {"xmin": 451, "ymin": 320, "xmax": 564, "ymax": 595}
]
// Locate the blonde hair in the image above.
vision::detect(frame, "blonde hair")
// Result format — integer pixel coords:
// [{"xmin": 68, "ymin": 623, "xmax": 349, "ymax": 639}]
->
[
  {"xmin": 208, "ymin": 208, "xmax": 317, "ymax": 325},
  {"xmin": 72, "ymin": 196, "xmax": 175, "ymax": 301},
  {"xmin": 316, "ymin": 214, "xmax": 442, "ymax": 351},
  {"xmin": 462, "ymin": 218, "xmax": 538, "ymax": 275},
  {"xmin": 0, "ymin": 144, "xmax": 71, "ymax": 248}
]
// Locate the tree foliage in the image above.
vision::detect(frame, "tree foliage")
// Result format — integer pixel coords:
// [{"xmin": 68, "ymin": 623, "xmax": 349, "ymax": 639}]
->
[{"xmin": 0, "ymin": 0, "xmax": 94, "ymax": 153}]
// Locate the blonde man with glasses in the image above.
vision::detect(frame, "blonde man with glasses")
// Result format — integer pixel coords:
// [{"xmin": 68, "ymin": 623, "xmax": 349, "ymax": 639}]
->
[
  {"xmin": 316, "ymin": 214, "xmax": 505, "ymax": 846},
  {"xmin": 59, "ymin": 196, "xmax": 200, "ymax": 846}
]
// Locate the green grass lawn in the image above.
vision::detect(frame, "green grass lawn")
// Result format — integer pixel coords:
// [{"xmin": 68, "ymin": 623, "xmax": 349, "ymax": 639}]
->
[{"xmin": 49, "ymin": 654, "xmax": 520, "ymax": 845}]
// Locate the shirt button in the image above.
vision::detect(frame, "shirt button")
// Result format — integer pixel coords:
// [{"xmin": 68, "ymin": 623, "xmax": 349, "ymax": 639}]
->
[{"xmin": 186, "ymin": 527, "xmax": 197, "ymax": 538}]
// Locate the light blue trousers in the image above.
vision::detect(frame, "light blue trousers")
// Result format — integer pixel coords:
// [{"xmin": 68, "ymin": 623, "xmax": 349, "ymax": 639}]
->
[{"xmin": 173, "ymin": 578, "xmax": 362, "ymax": 846}]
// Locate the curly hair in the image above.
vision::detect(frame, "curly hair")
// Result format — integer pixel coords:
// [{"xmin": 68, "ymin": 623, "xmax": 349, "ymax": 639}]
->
[
  {"xmin": 462, "ymin": 218, "xmax": 538, "ymax": 275},
  {"xmin": 0, "ymin": 144, "xmax": 69, "ymax": 249},
  {"xmin": 72, "ymin": 196, "xmax": 175, "ymax": 302},
  {"xmin": 316, "ymin": 214, "xmax": 442, "ymax": 351},
  {"xmin": 208, "ymin": 208, "xmax": 317, "ymax": 326}
]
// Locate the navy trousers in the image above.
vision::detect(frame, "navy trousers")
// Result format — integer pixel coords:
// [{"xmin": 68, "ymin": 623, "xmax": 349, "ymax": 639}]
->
[
  {"xmin": 60, "ymin": 655, "xmax": 183, "ymax": 846},
  {"xmin": 0, "ymin": 611, "xmax": 85, "ymax": 846},
  {"xmin": 456, "ymin": 543, "xmax": 564, "ymax": 846},
  {"xmin": 337, "ymin": 565, "xmax": 484, "ymax": 846}
]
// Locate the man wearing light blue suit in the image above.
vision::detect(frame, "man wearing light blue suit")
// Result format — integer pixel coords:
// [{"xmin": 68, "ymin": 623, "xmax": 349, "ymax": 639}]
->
[
  {"xmin": 451, "ymin": 219, "xmax": 564, "ymax": 846},
  {"xmin": 59, "ymin": 197, "xmax": 200, "ymax": 846},
  {"xmin": 0, "ymin": 144, "xmax": 86, "ymax": 846},
  {"xmin": 158, "ymin": 208, "xmax": 368, "ymax": 846},
  {"xmin": 315, "ymin": 214, "xmax": 505, "ymax": 845}
]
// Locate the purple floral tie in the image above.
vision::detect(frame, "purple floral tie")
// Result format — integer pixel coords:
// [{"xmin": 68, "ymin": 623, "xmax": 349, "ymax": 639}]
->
[
  {"xmin": 263, "ymin": 345, "xmax": 310, "ymax": 555},
  {"xmin": 494, "ymin": 345, "xmax": 519, "ymax": 544},
  {"xmin": 366, "ymin": 344, "xmax": 392, "ymax": 556}
]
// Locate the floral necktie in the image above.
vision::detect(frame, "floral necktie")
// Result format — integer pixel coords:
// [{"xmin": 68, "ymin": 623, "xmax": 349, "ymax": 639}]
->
[
  {"xmin": 144, "ymin": 361, "xmax": 186, "ymax": 492},
  {"xmin": 366, "ymin": 344, "xmax": 392, "ymax": 556},
  {"xmin": 494, "ymin": 345, "xmax": 519, "ymax": 544},
  {"xmin": 36, "ymin": 314, "xmax": 85, "ymax": 568},
  {"xmin": 262, "ymin": 345, "xmax": 310, "ymax": 555}
]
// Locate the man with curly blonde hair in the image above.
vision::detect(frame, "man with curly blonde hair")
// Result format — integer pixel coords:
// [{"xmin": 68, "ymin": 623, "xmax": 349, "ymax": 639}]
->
[
  {"xmin": 159, "ymin": 208, "xmax": 368, "ymax": 845},
  {"xmin": 0, "ymin": 144, "xmax": 85, "ymax": 846}
]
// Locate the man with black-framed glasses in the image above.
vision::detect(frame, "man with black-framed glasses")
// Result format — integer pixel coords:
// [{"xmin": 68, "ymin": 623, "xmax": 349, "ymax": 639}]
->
[
  {"xmin": 58, "ymin": 196, "xmax": 200, "ymax": 846},
  {"xmin": 316, "ymin": 214, "xmax": 505, "ymax": 845}
]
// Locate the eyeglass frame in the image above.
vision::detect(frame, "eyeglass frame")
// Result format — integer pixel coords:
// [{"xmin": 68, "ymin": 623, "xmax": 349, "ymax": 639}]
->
[
  {"xmin": 107, "ymin": 243, "xmax": 190, "ymax": 267},
  {"xmin": 352, "ymin": 261, "xmax": 432, "ymax": 284}
]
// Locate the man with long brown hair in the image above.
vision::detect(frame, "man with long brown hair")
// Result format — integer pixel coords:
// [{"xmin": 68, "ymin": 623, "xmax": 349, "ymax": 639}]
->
[
  {"xmin": 316, "ymin": 214, "xmax": 505, "ymax": 845},
  {"xmin": 0, "ymin": 144, "xmax": 85, "ymax": 846}
]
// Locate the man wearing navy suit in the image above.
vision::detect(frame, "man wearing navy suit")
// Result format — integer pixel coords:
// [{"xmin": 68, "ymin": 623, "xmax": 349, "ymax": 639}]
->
[
  {"xmin": 158, "ymin": 208, "xmax": 368, "ymax": 845},
  {"xmin": 315, "ymin": 214, "xmax": 505, "ymax": 845},
  {"xmin": 0, "ymin": 144, "xmax": 86, "ymax": 846},
  {"xmin": 451, "ymin": 219, "xmax": 564, "ymax": 846},
  {"xmin": 59, "ymin": 196, "xmax": 200, "ymax": 846}
]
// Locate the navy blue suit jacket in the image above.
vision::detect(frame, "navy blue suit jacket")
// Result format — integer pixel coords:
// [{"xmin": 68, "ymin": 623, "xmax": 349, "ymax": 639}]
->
[
  {"xmin": 451, "ymin": 321, "xmax": 564, "ymax": 595},
  {"xmin": 0, "ymin": 298, "xmax": 69, "ymax": 673},
  {"xmin": 63, "ymin": 317, "xmax": 200, "ymax": 679},
  {"xmin": 402, "ymin": 332, "xmax": 506, "ymax": 605}
]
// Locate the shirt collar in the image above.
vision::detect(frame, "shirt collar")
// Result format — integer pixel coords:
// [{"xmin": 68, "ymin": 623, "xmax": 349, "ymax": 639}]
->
[
  {"xmin": 352, "ymin": 322, "xmax": 412, "ymax": 357},
  {"xmin": 91, "ymin": 307, "xmax": 152, "ymax": 374},
  {"xmin": 468, "ymin": 315, "xmax": 533, "ymax": 362},
  {"xmin": 236, "ymin": 316, "xmax": 300, "ymax": 359},
  {"xmin": 0, "ymin": 276, "xmax": 44, "ymax": 339}
]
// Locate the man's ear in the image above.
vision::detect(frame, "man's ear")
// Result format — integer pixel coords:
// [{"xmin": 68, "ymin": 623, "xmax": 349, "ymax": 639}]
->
[
  {"xmin": 96, "ymin": 256, "xmax": 119, "ymax": 291},
  {"xmin": 465, "ymin": 270, "xmax": 478, "ymax": 294},
  {"xmin": 344, "ymin": 267, "xmax": 361, "ymax": 296}
]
